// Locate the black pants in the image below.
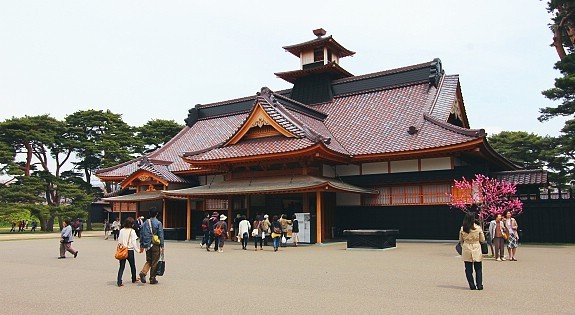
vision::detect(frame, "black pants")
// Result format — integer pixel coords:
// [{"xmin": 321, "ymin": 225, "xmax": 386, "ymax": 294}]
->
[
  {"xmin": 117, "ymin": 250, "xmax": 136, "ymax": 285},
  {"xmin": 113, "ymin": 230, "xmax": 119, "ymax": 240},
  {"xmin": 254, "ymin": 235, "xmax": 263, "ymax": 249},
  {"xmin": 201, "ymin": 231, "xmax": 210, "ymax": 245},
  {"xmin": 241, "ymin": 233, "xmax": 248, "ymax": 249},
  {"xmin": 464, "ymin": 262, "xmax": 482, "ymax": 289},
  {"xmin": 206, "ymin": 231, "xmax": 215, "ymax": 249}
]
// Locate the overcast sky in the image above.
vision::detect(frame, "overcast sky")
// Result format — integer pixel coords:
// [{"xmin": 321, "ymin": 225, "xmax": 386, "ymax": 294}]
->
[{"xmin": 0, "ymin": 1, "xmax": 566, "ymax": 137}]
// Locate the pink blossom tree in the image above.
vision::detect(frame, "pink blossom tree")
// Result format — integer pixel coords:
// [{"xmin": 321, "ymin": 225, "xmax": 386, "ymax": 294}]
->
[{"xmin": 449, "ymin": 174, "xmax": 523, "ymax": 223}]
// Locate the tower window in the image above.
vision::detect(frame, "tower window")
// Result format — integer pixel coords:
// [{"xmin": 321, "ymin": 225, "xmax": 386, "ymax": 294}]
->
[
  {"xmin": 314, "ymin": 48, "xmax": 324, "ymax": 62},
  {"xmin": 327, "ymin": 49, "xmax": 332, "ymax": 62}
]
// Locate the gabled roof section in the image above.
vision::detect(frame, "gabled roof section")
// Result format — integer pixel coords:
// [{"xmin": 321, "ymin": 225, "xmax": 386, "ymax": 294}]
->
[
  {"xmin": 429, "ymin": 75, "xmax": 470, "ymax": 128},
  {"xmin": 282, "ymin": 35, "xmax": 356, "ymax": 58},
  {"xmin": 222, "ymin": 87, "xmax": 332, "ymax": 146},
  {"xmin": 492, "ymin": 169, "xmax": 548, "ymax": 185},
  {"xmin": 119, "ymin": 157, "xmax": 190, "ymax": 188}
]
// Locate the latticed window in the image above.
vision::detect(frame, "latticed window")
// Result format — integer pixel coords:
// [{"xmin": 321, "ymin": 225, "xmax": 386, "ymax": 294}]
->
[
  {"xmin": 364, "ymin": 183, "xmax": 452, "ymax": 206},
  {"xmin": 205, "ymin": 199, "xmax": 228, "ymax": 210}
]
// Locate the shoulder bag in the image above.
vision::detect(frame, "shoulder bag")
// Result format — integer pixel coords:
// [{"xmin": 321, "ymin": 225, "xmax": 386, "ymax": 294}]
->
[
  {"xmin": 115, "ymin": 230, "xmax": 130, "ymax": 260},
  {"xmin": 455, "ymin": 242, "xmax": 462, "ymax": 255},
  {"xmin": 480, "ymin": 241, "xmax": 488, "ymax": 255},
  {"xmin": 252, "ymin": 221, "xmax": 260, "ymax": 237},
  {"xmin": 148, "ymin": 219, "xmax": 161, "ymax": 245}
]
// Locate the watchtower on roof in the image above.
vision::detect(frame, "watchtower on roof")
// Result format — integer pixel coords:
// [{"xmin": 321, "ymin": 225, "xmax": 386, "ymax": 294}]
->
[
  {"xmin": 282, "ymin": 28, "xmax": 355, "ymax": 69},
  {"xmin": 275, "ymin": 29, "xmax": 355, "ymax": 104}
]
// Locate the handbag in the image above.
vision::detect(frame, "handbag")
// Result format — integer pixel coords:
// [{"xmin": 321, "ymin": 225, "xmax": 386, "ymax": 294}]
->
[
  {"xmin": 281, "ymin": 236, "xmax": 287, "ymax": 244},
  {"xmin": 156, "ymin": 252, "xmax": 165, "ymax": 276},
  {"xmin": 115, "ymin": 230, "xmax": 130, "ymax": 260},
  {"xmin": 148, "ymin": 219, "xmax": 161, "ymax": 245},
  {"xmin": 252, "ymin": 221, "xmax": 260, "ymax": 237},
  {"xmin": 480, "ymin": 242, "xmax": 488, "ymax": 255},
  {"xmin": 503, "ymin": 232, "xmax": 509, "ymax": 241},
  {"xmin": 455, "ymin": 242, "xmax": 462, "ymax": 255}
]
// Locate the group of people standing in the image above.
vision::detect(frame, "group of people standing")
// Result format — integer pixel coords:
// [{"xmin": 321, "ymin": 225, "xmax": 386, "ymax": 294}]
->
[
  {"xmin": 200, "ymin": 212, "xmax": 300, "ymax": 252},
  {"xmin": 459, "ymin": 211, "xmax": 520, "ymax": 290}
]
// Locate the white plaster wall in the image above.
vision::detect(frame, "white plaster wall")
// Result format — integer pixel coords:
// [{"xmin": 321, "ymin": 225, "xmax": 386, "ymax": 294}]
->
[
  {"xmin": 390, "ymin": 160, "xmax": 419, "ymax": 173},
  {"xmin": 420, "ymin": 157, "xmax": 452, "ymax": 171},
  {"xmin": 323, "ymin": 164, "xmax": 336, "ymax": 178},
  {"xmin": 336, "ymin": 192, "xmax": 361, "ymax": 206},
  {"xmin": 301, "ymin": 51, "xmax": 314, "ymax": 65},
  {"xmin": 335, "ymin": 164, "xmax": 360, "ymax": 176},
  {"xmin": 206, "ymin": 175, "xmax": 224, "ymax": 184},
  {"xmin": 362, "ymin": 162, "xmax": 389, "ymax": 175}
]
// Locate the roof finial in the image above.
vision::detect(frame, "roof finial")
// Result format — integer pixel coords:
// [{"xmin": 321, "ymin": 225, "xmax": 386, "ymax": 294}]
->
[{"xmin": 313, "ymin": 28, "xmax": 326, "ymax": 38}]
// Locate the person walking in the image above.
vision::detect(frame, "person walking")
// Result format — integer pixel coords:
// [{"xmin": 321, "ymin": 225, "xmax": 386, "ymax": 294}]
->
[
  {"xmin": 18, "ymin": 221, "xmax": 23, "ymax": 232},
  {"xmin": 260, "ymin": 214, "xmax": 271, "ymax": 246},
  {"xmin": 278, "ymin": 214, "xmax": 292, "ymax": 247},
  {"xmin": 504, "ymin": 210, "xmax": 519, "ymax": 261},
  {"xmin": 134, "ymin": 216, "xmax": 144, "ymax": 238},
  {"xmin": 139, "ymin": 208, "xmax": 164, "ymax": 285},
  {"xmin": 117, "ymin": 217, "xmax": 141, "ymax": 287},
  {"xmin": 104, "ymin": 219, "xmax": 111, "ymax": 240},
  {"xmin": 233, "ymin": 213, "xmax": 242, "ymax": 242},
  {"xmin": 489, "ymin": 213, "xmax": 506, "ymax": 261},
  {"xmin": 252, "ymin": 215, "xmax": 263, "ymax": 251},
  {"xmin": 31, "ymin": 221, "xmax": 37, "ymax": 232},
  {"xmin": 111, "ymin": 217, "xmax": 121, "ymax": 241},
  {"xmin": 205, "ymin": 212, "xmax": 219, "ymax": 251},
  {"xmin": 59, "ymin": 219, "xmax": 78, "ymax": 259},
  {"xmin": 238, "ymin": 215, "xmax": 251, "ymax": 250},
  {"xmin": 10, "ymin": 221, "xmax": 16, "ymax": 232},
  {"xmin": 213, "ymin": 214, "xmax": 228, "ymax": 253},
  {"xmin": 200, "ymin": 213, "xmax": 210, "ymax": 249},
  {"xmin": 271, "ymin": 215, "xmax": 282, "ymax": 252},
  {"xmin": 291, "ymin": 214, "xmax": 299, "ymax": 247},
  {"xmin": 459, "ymin": 213, "xmax": 485, "ymax": 290},
  {"xmin": 77, "ymin": 219, "xmax": 83, "ymax": 238}
]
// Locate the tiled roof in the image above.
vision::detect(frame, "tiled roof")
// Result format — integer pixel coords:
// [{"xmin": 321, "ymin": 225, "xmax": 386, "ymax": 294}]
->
[
  {"xmin": 282, "ymin": 35, "xmax": 355, "ymax": 58},
  {"xmin": 492, "ymin": 170, "xmax": 548, "ymax": 185},
  {"xmin": 187, "ymin": 136, "xmax": 316, "ymax": 161},
  {"xmin": 97, "ymin": 59, "xmax": 497, "ymax": 180},
  {"xmin": 315, "ymin": 82, "xmax": 482, "ymax": 156},
  {"xmin": 163, "ymin": 175, "xmax": 375, "ymax": 197}
]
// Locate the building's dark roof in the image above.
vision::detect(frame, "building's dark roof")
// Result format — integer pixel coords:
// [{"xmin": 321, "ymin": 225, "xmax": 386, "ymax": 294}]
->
[
  {"xmin": 492, "ymin": 170, "xmax": 548, "ymax": 185},
  {"xmin": 275, "ymin": 61, "xmax": 353, "ymax": 84},
  {"xmin": 282, "ymin": 35, "xmax": 355, "ymax": 58}
]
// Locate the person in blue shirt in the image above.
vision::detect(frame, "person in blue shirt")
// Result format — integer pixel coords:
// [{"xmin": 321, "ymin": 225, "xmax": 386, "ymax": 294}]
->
[
  {"xmin": 59, "ymin": 219, "xmax": 78, "ymax": 259},
  {"xmin": 138, "ymin": 208, "xmax": 164, "ymax": 284}
]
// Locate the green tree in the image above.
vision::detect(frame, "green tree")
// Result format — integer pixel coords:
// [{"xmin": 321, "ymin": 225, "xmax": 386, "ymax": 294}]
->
[
  {"xmin": 65, "ymin": 110, "xmax": 138, "ymax": 186},
  {"xmin": 137, "ymin": 119, "xmax": 183, "ymax": 153},
  {"xmin": 488, "ymin": 131, "xmax": 549, "ymax": 169}
]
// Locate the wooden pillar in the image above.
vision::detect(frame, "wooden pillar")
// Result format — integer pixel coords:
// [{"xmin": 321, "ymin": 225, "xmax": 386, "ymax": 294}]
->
[
  {"xmin": 316, "ymin": 191, "xmax": 323, "ymax": 244},
  {"xmin": 186, "ymin": 197, "xmax": 192, "ymax": 241},
  {"xmin": 227, "ymin": 197, "xmax": 233, "ymax": 239},
  {"xmin": 246, "ymin": 195, "xmax": 251, "ymax": 220},
  {"xmin": 162, "ymin": 199, "xmax": 168, "ymax": 228}
]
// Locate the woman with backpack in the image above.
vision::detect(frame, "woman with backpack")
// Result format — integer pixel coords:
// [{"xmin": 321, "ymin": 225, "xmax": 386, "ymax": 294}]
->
[
  {"xmin": 271, "ymin": 215, "xmax": 282, "ymax": 252},
  {"xmin": 213, "ymin": 214, "xmax": 228, "ymax": 253}
]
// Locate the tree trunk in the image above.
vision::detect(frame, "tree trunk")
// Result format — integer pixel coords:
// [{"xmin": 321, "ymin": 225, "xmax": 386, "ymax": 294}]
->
[
  {"xmin": 86, "ymin": 204, "xmax": 93, "ymax": 231},
  {"xmin": 554, "ymin": 24, "xmax": 568, "ymax": 60},
  {"xmin": 46, "ymin": 215, "xmax": 56, "ymax": 232},
  {"xmin": 24, "ymin": 142, "xmax": 33, "ymax": 177},
  {"xmin": 57, "ymin": 215, "xmax": 63, "ymax": 231}
]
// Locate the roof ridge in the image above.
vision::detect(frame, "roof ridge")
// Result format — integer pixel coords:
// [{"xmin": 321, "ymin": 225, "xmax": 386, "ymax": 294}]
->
[
  {"xmin": 273, "ymin": 93, "xmax": 328, "ymax": 118},
  {"xmin": 95, "ymin": 156, "xmax": 144, "ymax": 175},
  {"xmin": 332, "ymin": 60, "xmax": 433, "ymax": 84},
  {"xmin": 197, "ymin": 89, "xmax": 292, "ymax": 109},
  {"xmin": 423, "ymin": 113, "xmax": 485, "ymax": 137}
]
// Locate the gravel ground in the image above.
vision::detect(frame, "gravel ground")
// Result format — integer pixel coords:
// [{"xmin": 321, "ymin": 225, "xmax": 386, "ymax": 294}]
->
[{"xmin": 0, "ymin": 235, "xmax": 573, "ymax": 314}]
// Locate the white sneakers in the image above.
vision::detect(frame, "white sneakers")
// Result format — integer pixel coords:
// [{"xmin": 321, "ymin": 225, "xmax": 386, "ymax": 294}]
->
[
  {"xmin": 496, "ymin": 258, "xmax": 501, "ymax": 262},
  {"xmin": 501, "ymin": 257, "xmax": 507, "ymax": 261}
]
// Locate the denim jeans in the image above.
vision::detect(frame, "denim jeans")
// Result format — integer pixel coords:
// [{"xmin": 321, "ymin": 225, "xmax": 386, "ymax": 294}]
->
[{"xmin": 273, "ymin": 236, "xmax": 280, "ymax": 249}]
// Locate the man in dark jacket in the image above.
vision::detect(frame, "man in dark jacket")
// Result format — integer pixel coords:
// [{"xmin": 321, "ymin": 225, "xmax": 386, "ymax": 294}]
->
[
  {"xmin": 205, "ymin": 212, "xmax": 219, "ymax": 252},
  {"xmin": 200, "ymin": 213, "xmax": 210, "ymax": 248},
  {"xmin": 139, "ymin": 208, "xmax": 164, "ymax": 284}
]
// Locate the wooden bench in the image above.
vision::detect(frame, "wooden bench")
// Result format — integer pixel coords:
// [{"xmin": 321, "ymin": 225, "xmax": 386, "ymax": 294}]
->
[{"xmin": 343, "ymin": 229, "xmax": 399, "ymax": 250}]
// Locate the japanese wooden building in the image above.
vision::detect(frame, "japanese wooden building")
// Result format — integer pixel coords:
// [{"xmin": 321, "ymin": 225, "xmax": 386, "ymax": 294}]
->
[{"xmin": 97, "ymin": 29, "xmax": 542, "ymax": 242}]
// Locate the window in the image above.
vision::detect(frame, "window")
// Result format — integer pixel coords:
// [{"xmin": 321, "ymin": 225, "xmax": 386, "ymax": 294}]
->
[
  {"xmin": 327, "ymin": 49, "xmax": 332, "ymax": 62},
  {"xmin": 314, "ymin": 48, "xmax": 324, "ymax": 62},
  {"xmin": 363, "ymin": 183, "xmax": 452, "ymax": 206},
  {"xmin": 205, "ymin": 199, "xmax": 228, "ymax": 210}
]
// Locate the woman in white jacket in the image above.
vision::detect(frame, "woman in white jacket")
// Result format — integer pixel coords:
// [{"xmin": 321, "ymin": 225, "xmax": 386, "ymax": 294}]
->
[
  {"xmin": 117, "ymin": 217, "xmax": 141, "ymax": 287},
  {"xmin": 238, "ymin": 215, "xmax": 251, "ymax": 250}
]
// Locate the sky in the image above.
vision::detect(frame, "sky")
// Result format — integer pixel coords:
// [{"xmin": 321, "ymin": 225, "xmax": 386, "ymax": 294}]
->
[{"xmin": 0, "ymin": 0, "xmax": 566, "ymax": 139}]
